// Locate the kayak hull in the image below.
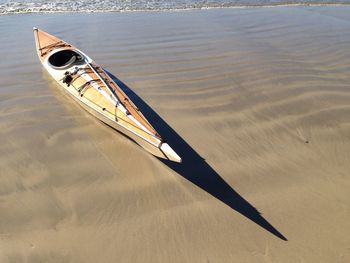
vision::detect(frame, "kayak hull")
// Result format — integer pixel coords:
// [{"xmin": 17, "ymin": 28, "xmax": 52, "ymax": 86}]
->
[{"xmin": 65, "ymin": 83, "xmax": 172, "ymax": 160}]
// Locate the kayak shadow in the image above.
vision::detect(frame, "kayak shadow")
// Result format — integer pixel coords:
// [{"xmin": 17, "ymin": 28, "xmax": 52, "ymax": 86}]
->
[{"xmin": 106, "ymin": 71, "xmax": 287, "ymax": 241}]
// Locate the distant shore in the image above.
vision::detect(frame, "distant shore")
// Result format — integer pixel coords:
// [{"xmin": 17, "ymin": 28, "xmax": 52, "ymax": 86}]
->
[{"xmin": 1, "ymin": 2, "xmax": 350, "ymax": 15}]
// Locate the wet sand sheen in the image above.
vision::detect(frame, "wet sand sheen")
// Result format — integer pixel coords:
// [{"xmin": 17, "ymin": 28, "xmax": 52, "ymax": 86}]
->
[{"xmin": 1, "ymin": 7, "xmax": 350, "ymax": 263}]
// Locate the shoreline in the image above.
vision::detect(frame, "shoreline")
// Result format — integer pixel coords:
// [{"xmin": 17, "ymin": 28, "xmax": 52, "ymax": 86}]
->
[{"xmin": 1, "ymin": 3, "xmax": 350, "ymax": 16}]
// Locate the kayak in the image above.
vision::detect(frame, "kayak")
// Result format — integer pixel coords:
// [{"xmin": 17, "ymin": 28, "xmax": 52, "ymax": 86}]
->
[{"xmin": 33, "ymin": 27, "xmax": 181, "ymax": 163}]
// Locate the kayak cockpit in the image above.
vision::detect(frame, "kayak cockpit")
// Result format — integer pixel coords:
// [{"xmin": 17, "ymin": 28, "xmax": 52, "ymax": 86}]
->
[{"xmin": 48, "ymin": 49, "xmax": 83, "ymax": 69}]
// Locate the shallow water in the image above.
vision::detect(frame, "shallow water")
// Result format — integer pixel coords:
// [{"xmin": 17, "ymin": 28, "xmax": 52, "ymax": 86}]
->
[{"xmin": 0, "ymin": 6, "xmax": 350, "ymax": 263}]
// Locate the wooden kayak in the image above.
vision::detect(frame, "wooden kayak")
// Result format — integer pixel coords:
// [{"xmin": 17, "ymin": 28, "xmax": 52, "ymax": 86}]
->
[{"xmin": 33, "ymin": 27, "xmax": 181, "ymax": 162}]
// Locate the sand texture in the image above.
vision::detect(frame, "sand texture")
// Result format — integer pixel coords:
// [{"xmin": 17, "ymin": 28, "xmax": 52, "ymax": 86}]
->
[{"xmin": 0, "ymin": 7, "xmax": 350, "ymax": 263}]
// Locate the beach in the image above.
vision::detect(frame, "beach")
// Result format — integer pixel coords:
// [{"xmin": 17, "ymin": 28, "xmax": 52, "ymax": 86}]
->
[{"xmin": 0, "ymin": 6, "xmax": 350, "ymax": 262}]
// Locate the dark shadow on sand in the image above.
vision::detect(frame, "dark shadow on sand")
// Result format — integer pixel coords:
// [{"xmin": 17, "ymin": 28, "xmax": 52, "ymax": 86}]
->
[{"xmin": 106, "ymin": 70, "xmax": 287, "ymax": 241}]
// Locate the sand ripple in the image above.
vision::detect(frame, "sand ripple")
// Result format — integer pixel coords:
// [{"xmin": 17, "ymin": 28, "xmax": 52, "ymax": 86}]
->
[{"xmin": 1, "ymin": 7, "xmax": 350, "ymax": 263}]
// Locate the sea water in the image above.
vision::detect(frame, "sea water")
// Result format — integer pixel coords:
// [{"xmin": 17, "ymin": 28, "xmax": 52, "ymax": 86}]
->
[{"xmin": 1, "ymin": 0, "xmax": 350, "ymax": 14}]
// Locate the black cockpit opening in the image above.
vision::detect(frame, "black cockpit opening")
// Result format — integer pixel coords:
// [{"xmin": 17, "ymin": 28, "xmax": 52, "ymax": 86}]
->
[{"xmin": 48, "ymin": 50, "xmax": 83, "ymax": 69}]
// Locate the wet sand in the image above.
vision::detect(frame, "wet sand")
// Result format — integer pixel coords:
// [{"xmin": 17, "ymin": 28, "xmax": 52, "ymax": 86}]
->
[{"xmin": 1, "ymin": 7, "xmax": 350, "ymax": 263}]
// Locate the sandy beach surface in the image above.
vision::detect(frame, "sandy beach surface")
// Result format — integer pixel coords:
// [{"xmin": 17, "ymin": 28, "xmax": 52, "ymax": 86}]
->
[{"xmin": 0, "ymin": 6, "xmax": 350, "ymax": 263}]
